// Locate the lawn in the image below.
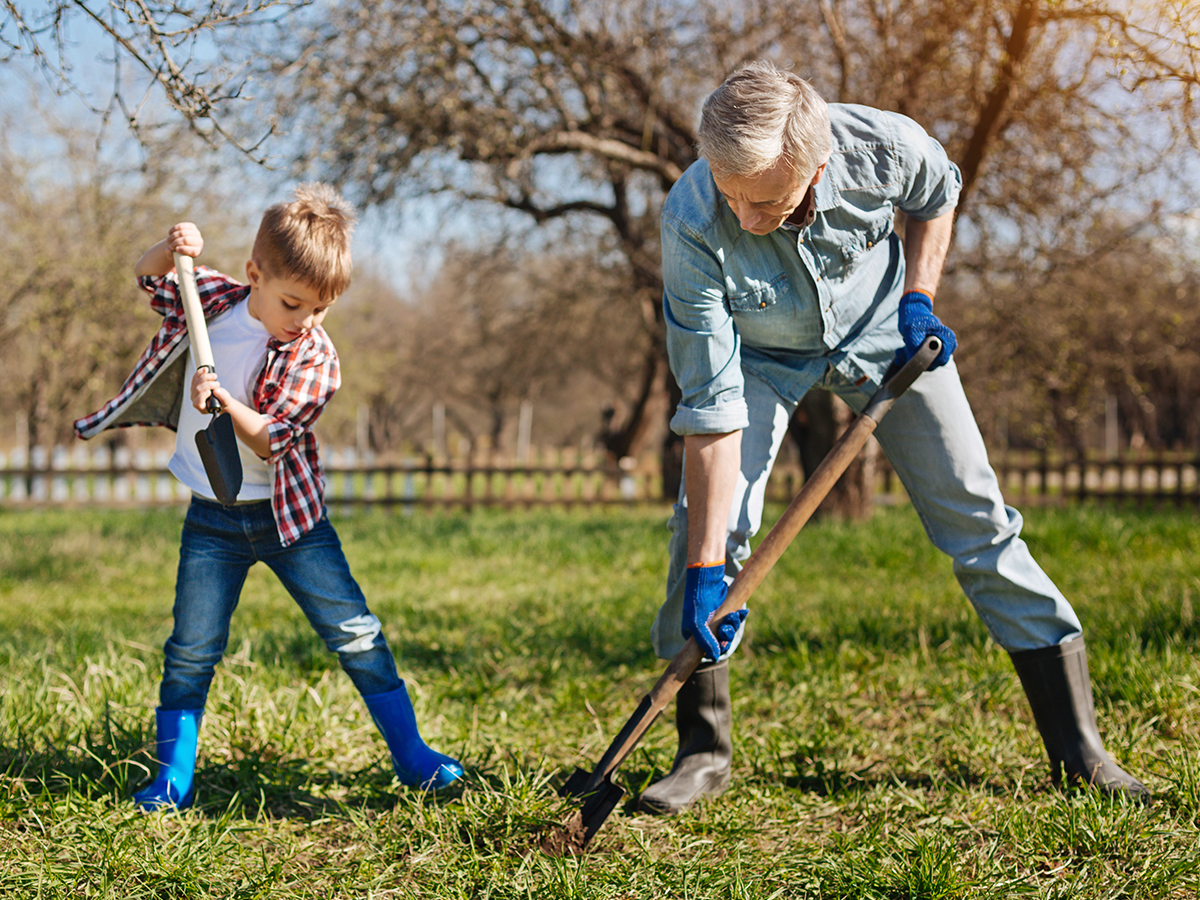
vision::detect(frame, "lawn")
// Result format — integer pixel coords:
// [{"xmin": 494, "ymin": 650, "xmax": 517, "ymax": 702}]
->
[{"xmin": 0, "ymin": 502, "xmax": 1197, "ymax": 898}]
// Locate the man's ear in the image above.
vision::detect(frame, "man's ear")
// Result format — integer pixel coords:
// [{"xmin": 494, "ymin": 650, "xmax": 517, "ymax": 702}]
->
[{"xmin": 811, "ymin": 163, "xmax": 827, "ymax": 186}]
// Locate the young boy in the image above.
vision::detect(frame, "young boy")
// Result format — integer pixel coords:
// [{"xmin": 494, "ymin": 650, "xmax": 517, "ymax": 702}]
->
[{"xmin": 75, "ymin": 184, "xmax": 463, "ymax": 810}]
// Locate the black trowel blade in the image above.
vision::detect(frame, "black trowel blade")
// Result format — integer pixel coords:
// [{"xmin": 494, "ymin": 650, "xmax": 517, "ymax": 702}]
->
[
  {"xmin": 195, "ymin": 412, "xmax": 243, "ymax": 506},
  {"xmin": 559, "ymin": 767, "xmax": 626, "ymax": 848}
]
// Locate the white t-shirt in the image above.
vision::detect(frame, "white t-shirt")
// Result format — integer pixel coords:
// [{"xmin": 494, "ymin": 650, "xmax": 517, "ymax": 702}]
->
[{"xmin": 170, "ymin": 299, "xmax": 273, "ymax": 501}]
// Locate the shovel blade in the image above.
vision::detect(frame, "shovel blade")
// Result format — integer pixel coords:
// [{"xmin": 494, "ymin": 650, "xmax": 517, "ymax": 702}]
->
[
  {"xmin": 559, "ymin": 767, "xmax": 626, "ymax": 848},
  {"xmin": 195, "ymin": 412, "xmax": 243, "ymax": 506}
]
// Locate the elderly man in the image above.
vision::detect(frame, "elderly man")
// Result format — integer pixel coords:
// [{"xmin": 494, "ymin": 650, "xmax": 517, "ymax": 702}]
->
[{"xmin": 641, "ymin": 59, "xmax": 1146, "ymax": 815}]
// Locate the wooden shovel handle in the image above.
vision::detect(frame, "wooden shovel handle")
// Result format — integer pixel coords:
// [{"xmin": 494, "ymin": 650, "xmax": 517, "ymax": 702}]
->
[
  {"xmin": 174, "ymin": 253, "xmax": 221, "ymax": 413},
  {"xmin": 174, "ymin": 253, "xmax": 215, "ymax": 372},
  {"xmin": 585, "ymin": 336, "xmax": 943, "ymax": 786}
]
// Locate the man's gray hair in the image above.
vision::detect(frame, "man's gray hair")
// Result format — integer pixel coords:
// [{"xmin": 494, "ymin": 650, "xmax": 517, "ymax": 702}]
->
[{"xmin": 697, "ymin": 60, "xmax": 833, "ymax": 180}]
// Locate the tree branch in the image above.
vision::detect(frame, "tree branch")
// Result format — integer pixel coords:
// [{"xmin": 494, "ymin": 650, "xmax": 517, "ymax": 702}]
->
[
  {"xmin": 958, "ymin": 0, "xmax": 1041, "ymax": 213},
  {"xmin": 506, "ymin": 130, "xmax": 684, "ymax": 183}
]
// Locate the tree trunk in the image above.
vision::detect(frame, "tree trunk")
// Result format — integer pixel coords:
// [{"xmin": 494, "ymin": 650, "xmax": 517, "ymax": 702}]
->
[
  {"xmin": 957, "ymin": 0, "xmax": 1041, "ymax": 212},
  {"xmin": 602, "ymin": 340, "xmax": 672, "ymax": 460}
]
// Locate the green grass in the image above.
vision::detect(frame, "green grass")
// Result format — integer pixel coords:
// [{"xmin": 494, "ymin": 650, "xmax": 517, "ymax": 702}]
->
[{"xmin": 0, "ymin": 502, "xmax": 1198, "ymax": 898}]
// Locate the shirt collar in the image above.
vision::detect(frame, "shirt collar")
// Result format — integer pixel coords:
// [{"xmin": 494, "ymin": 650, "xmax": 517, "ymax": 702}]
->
[
  {"xmin": 782, "ymin": 168, "xmax": 840, "ymax": 232},
  {"xmin": 784, "ymin": 185, "xmax": 818, "ymax": 230},
  {"xmin": 812, "ymin": 167, "xmax": 838, "ymax": 212},
  {"xmin": 779, "ymin": 186, "xmax": 817, "ymax": 234}
]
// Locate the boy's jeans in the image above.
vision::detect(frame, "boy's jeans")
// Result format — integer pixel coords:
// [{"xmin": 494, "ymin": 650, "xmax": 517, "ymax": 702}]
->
[
  {"xmin": 652, "ymin": 360, "xmax": 1084, "ymax": 661},
  {"xmin": 159, "ymin": 497, "xmax": 402, "ymax": 710}
]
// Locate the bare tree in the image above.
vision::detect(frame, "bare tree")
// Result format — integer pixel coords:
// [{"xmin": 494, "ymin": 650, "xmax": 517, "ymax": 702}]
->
[
  {"xmin": 325, "ymin": 232, "xmax": 650, "ymax": 457},
  {"xmin": 1, "ymin": 0, "xmax": 305, "ymax": 159},
  {"xmin": 260, "ymin": 0, "xmax": 1199, "ymax": 506},
  {"xmin": 948, "ymin": 215, "xmax": 1200, "ymax": 454},
  {"xmin": 6, "ymin": 0, "xmax": 1200, "ymax": 507},
  {"xmin": 0, "ymin": 125, "xmax": 191, "ymax": 451},
  {"xmin": 265, "ymin": 0, "xmax": 730, "ymax": 467},
  {"xmin": 0, "ymin": 85, "xmax": 248, "ymax": 455}
]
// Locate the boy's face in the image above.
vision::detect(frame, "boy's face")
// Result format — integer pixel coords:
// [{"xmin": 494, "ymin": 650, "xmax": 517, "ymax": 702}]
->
[{"xmin": 245, "ymin": 259, "xmax": 336, "ymax": 344}]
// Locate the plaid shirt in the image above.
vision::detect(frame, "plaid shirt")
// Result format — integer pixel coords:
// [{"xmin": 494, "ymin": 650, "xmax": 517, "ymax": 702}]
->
[{"xmin": 75, "ymin": 266, "xmax": 341, "ymax": 546}]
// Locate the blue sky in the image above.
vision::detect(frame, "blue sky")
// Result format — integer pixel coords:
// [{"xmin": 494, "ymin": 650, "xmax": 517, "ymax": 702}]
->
[
  {"xmin": 0, "ymin": 2, "xmax": 476, "ymax": 293},
  {"xmin": 4, "ymin": 0, "xmax": 1197, "ymax": 285}
]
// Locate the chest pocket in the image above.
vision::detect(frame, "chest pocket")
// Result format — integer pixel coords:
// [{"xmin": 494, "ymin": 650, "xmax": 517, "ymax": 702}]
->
[
  {"xmin": 726, "ymin": 272, "xmax": 792, "ymax": 314},
  {"xmin": 839, "ymin": 220, "xmax": 894, "ymax": 271}
]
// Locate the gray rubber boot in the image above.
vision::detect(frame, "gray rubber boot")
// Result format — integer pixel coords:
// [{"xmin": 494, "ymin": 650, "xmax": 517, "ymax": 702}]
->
[
  {"xmin": 638, "ymin": 660, "xmax": 732, "ymax": 816},
  {"xmin": 1009, "ymin": 636, "xmax": 1148, "ymax": 799}
]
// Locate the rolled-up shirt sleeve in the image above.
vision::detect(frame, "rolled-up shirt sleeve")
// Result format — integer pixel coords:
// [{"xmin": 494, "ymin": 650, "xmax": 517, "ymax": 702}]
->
[
  {"xmin": 260, "ymin": 345, "xmax": 339, "ymax": 464},
  {"xmin": 661, "ymin": 213, "xmax": 751, "ymax": 436},
  {"xmin": 886, "ymin": 111, "xmax": 963, "ymax": 221}
]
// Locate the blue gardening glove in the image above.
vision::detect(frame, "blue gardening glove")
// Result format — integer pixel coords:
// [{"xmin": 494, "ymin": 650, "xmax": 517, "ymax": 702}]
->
[
  {"xmin": 895, "ymin": 290, "xmax": 956, "ymax": 370},
  {"xmin": 682, "ymin": 561, "xmax": 749, "ymax": 662}
]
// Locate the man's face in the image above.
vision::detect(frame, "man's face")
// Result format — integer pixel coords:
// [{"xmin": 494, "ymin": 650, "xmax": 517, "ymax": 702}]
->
[{"xmin": 712, "ymin": 157, "xmax": 825, "ymax": 235}]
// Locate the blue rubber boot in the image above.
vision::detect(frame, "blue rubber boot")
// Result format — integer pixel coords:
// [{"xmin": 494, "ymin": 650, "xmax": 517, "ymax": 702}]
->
[
  {"xmin": 133, "ymin": 707, "xmax": 203, "ymax": 811},
  {"xmin": 363, "ymin": 683, "xmax": 464, "ymax": 790}
]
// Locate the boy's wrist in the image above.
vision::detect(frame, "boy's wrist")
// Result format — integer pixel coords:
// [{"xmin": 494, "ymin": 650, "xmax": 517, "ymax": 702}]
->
[{"xmin": 134, "ymin": 239, "xmax": 177, "ymax": 278}]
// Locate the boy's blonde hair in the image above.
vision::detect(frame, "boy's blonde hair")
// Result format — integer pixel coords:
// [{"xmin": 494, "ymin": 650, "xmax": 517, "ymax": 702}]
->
[{"xmin": 252, "ymin": 183, "xmax": 356, "ymax": 302}]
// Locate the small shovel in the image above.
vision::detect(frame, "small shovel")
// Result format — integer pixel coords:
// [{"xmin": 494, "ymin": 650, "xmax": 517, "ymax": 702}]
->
[
  {"xmin": 553, "ymin": 335, "xmax": 943, "ymax": 853},
  {"xmin": 175, "ymin": 252, "xmax": 243, "ymax": 506}
]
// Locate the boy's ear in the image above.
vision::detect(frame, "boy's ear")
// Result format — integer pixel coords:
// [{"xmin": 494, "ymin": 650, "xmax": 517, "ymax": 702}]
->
[{"xmin": 246, "ymin": 258, "xmax": 263, "ymax": 286}]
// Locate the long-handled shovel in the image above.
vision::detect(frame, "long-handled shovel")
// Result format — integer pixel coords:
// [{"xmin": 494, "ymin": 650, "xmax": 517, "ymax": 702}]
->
[
  {"xmin": 551, "ymin": 335, "xmax": 943, "ymax": 853},
  {"xmin": 174, "ymin": 252, "xmax": 243, "ymax": 506}
]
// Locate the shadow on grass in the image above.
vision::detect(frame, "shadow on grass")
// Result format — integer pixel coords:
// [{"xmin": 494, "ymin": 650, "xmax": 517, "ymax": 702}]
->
[
  {"xmin": 0, "ymin": 728, "xmax": 467, "ymax": 822},
  {"xmin": 773, "ymin": 762, "xmax": 1017, "ymax": 798},
  {"xmin": 614, "ymin": 757, "xmax": 1079, "ymax": 812},
  {"xmin": 189, "ymin": 756, "xmax": 478, "ymax": 820},
  {"xmin": 751, "ymin": 615, "xmax": 994, "ymax": 661}
]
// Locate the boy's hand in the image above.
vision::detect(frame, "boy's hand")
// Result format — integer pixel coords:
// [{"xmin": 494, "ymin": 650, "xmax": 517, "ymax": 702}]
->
[
  {"xmin": 191, "ymin": 368, "xmax": 229, "ymax": 414},
  {"xmin": 188, "ymin": 368, "xmax": 271, "ymax": 458},
  {"xmin": 134, "ymin": 222, "xmax": 204, "ymax": 277},
  {"xmin": 168, "ymin": 223, "xmax": 204, "ymax": 259}
]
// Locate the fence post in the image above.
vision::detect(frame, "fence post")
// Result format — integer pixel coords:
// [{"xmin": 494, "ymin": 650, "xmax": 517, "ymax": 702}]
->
[
  {"xmin": 424, "ymin": 453, "xmax": 437, "ymax": 508},
  {"xmin": 1077, "ymin": 449, "xmax": 1087, "ymax": 503},
  {"xmin": 463, "ymin": 453, "xmax": 474, "ymax": 513}
]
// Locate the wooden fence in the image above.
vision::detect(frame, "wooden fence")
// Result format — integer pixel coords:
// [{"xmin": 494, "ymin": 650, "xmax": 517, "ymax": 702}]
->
[
  {"xmin": 2, "ymin": 445, "xmax": 1199, "ymax": 510},
  {"xmin": 989, "ymin": 448, "xmax": 1200, "ymax": 507},
  {"xmin": 0, "ymin": 446, "xmax": 665, "ymax": 509}
]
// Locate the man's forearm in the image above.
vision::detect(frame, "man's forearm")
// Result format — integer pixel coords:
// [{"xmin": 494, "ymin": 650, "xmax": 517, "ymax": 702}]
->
[
  {"xmin": 903, "ymin": 210, "xmax": 955, "ymax": 297},
  {"xmin": 684, "ymin": 431, "xmax": 742, "ymax": 565}
]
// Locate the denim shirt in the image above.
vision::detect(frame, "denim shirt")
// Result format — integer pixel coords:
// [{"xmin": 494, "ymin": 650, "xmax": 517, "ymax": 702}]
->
[{"xmin": 662, "ymin": 103, "xmax": 963, "ymax": 435}]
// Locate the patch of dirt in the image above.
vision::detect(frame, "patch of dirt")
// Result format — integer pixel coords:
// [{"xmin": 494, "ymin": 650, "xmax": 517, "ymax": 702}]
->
[{"xmin": 538, "ymin": 813, "xmax": 590, "ymax": 856}]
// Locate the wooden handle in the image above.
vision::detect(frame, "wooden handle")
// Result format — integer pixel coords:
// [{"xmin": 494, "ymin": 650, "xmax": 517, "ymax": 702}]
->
[
  {"xmin": 590, "ymin": 336, "xmax": 943, "ymax": 782},
  {"xmin": 591, "ymin": 413, "xmax": 880, "ymax": 783},
  {"xmin": 174, "ymin": 253, "xmax": 215, "ymax": 372}
]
